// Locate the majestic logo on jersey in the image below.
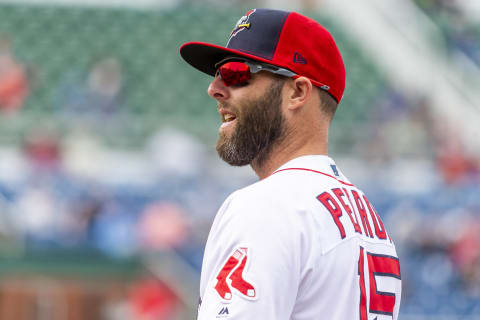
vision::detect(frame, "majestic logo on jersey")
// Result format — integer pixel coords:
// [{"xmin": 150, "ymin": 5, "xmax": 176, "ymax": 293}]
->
[
  {"xmin": 213, "ymin": 247, "xmax": 257, "ymax": 302},
  {"xmin": 229, "ymin": 9, "xmax": 256, "ymax": 39},
  {"xmin": 217, "ymin": 306, "xmax": 229, "ymax": 318}
]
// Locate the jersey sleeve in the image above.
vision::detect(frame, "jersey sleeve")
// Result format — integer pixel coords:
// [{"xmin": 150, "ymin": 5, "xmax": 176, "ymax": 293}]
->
[{"xmin": 197, "ymin": 189, "xmax": 307, "ymax": 320}]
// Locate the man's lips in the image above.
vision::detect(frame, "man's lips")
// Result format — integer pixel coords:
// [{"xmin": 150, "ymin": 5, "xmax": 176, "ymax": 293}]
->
[
  {"xmin": 223, "ymin": 113, "xmax": 236, "ymax": 122},
  {"xmin": 219, "ymin": 108, "xmax": 237, "ymax": 125}
]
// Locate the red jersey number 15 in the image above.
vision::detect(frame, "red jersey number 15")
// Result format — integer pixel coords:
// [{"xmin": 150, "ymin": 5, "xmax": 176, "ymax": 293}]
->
[{"xmin": 358, "ymin": 246, "xmax": 401, "ymax": 319}]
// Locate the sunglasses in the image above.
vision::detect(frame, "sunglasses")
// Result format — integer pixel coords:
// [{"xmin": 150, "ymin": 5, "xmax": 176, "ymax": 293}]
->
[{"xmin": 214, "ymin": 58, "xmax": 297, "ymax": 87}]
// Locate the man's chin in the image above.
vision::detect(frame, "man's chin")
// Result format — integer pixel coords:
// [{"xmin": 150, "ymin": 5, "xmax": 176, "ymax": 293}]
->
[
  {"xmin": 224, "ymin": 159, "xmax": 250, "ymax": 167},
  {"xmin": 216, "ymin": 140, "xmax": 251, "ymax": 167}
]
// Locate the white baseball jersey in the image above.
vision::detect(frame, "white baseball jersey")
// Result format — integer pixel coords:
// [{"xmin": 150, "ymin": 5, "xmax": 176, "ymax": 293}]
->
[{"xmin": 198, "ymin": 155, "xmax": 401, "ymax": 320}]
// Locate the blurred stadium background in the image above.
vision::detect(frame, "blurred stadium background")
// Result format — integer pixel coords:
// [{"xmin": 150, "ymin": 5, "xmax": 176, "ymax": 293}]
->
[{"xmin": 0, "ymin": 0, "xmax": 478, "ymax": 318}]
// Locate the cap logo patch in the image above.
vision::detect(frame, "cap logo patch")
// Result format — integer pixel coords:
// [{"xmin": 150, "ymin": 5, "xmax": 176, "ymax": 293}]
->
[
  {"xmin": 293, "ymin": 52, "xmax": 307, "ymax": 64},
  {"xmin": 229, "ymin": 9, "xmax": 256, "ymax": 40}
]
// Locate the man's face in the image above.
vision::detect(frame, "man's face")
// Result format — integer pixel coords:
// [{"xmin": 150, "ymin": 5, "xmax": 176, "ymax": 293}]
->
[{"xmin": 215, "ymin": 77, "xmax": 286, "ymax": 167}]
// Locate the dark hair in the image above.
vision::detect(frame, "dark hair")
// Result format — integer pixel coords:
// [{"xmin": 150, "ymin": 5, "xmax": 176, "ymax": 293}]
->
[
  {"xmin": 317, "ymin": 88, "xmax": 338, "ymax": 120},
  {"xmin": 270, "ymin": 75, "xmax": 338, "ymax": 120}
]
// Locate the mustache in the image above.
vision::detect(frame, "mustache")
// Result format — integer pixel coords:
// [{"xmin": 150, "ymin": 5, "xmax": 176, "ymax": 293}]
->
[
  {"xmin": 217, "ymin": 102, "xmax": 229, "ymax": 110},
  {"xmin": 217, "ymin": 102, "xmax": 239, "ymax": 114}
]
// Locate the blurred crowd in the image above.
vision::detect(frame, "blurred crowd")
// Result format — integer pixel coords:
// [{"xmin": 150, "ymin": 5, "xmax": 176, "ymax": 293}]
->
[
  {"xmin": 0, "ymin": 35, "xmax": 29, "ymax": 115},
  {"xmin": 0, "ymin": 125, "xmax": 240, "ymax": 263},
  {"xmin": 359, "ymin": 83, "xmax": 480, "ymax": 316},
  {"xmin": 0, "ymin": 124, "xmax": 244, "ymax": 318},
  {"xmin": 414, "ymin": 0, "xmax": 480, "ymax": 68}
]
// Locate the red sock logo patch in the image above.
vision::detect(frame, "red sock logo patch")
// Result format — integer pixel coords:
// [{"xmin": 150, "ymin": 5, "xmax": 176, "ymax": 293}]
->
[{"xmin": 214, "ymin": 247, "xmax": 257, "ymax": 301}]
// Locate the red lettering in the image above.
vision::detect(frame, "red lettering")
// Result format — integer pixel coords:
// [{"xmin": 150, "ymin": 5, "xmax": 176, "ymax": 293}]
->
[
  {"xmin": 363, "ymin": 196, "xmax": 387, "ymax": 240},
  {"xmin": 332, "ymin": 188, "xmax": 362, "ymax": 234},
  {"xmin": 367, "ymin": 253, "xmax": 401, "ymax": 315},
  {"xmin": 317, "ymin": 192, "xmax": 346, "ymax": 239},
  {"xmin": 351, "ymin": 191, "xmax": 373, "ymax": 238},
  {"xmin": 358, "ymin": 249, "xmax": 401, "ymax": 318}
]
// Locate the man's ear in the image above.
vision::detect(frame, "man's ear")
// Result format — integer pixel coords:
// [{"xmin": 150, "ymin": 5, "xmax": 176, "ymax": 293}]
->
[{"xmin": 286, "ymin": 76, "xmax": 313, "ymax": 111}]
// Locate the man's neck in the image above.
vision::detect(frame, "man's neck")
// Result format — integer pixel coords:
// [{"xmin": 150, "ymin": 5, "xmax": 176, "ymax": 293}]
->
[{"xmin": 251, "ymin": 134, "xmax": 328, "ymax": 180}]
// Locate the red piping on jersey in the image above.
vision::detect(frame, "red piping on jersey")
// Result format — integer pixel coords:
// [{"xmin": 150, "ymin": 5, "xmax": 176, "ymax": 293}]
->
[{"xmin": 272, "ymin": 168, "xmax": 354, "ymax": 186}]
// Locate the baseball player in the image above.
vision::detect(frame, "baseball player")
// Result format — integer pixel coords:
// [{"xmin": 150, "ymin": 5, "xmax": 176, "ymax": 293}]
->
[{"xmin": 180, "ymin": 8, "xmax": 401, "ymax": 320}]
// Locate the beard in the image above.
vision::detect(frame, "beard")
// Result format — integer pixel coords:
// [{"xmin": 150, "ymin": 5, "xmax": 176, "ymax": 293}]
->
[{"xmin": 216, "ymin": 80, "xmax": 286, "ymax": 167}]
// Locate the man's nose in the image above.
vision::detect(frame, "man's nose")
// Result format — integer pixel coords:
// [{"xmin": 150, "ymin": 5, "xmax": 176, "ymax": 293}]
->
[{"xmin": 207, "ymin": 76, "xmax": 230, "ymax": 100}]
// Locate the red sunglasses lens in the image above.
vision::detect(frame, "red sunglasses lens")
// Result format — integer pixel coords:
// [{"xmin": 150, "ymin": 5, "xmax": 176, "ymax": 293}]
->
[{"xmin": 218, "ymin": 61, "xmax": 251, "ymax": 86}]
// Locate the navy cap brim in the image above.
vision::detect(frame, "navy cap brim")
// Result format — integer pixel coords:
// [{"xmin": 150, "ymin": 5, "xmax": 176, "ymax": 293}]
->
[{"xmin": 180, "ymin": 41, "xmax": 278, "ymax": 77}]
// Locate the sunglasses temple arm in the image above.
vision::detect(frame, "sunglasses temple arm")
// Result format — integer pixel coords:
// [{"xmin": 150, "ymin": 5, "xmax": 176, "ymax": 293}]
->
[
  {"xmin": 274, "ymin": 69, "xmax": 297, "ymax": 77},
  {"xmin": 249, "ymin": 64, "xmax": 296, "ymax": 78}
]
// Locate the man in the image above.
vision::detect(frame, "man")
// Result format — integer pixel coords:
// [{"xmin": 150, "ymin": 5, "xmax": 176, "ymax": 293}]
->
[{"xmin": 180, "ymin": 8, "xmax": 401, "ymax": 320}]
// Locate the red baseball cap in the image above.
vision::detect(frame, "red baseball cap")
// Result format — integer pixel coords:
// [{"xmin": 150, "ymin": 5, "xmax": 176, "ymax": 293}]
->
[{"xmin": 180, "ymin": 8, "xmax": 346, "ymax": 103}]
